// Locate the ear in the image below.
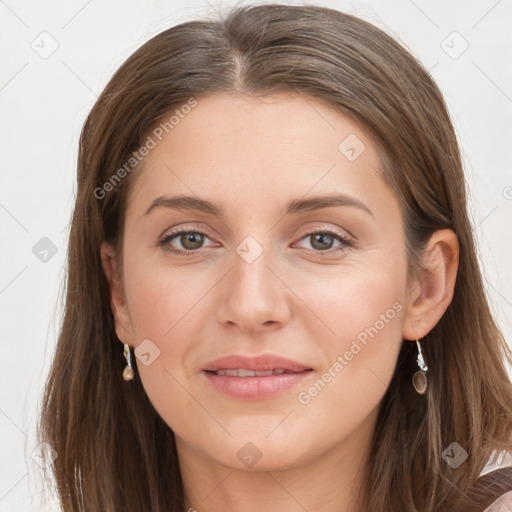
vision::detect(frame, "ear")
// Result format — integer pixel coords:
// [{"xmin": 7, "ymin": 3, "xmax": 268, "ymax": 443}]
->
[
  {"xmin": 100, "ymin": 241, "xmax": 133, "ymax": 346},
  {"xmin": 402, "ymin": 229, "xmax": 459, "ymax": 340}
]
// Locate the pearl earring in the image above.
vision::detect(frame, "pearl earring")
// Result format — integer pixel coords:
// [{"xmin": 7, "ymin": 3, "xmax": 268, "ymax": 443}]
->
[
  {"xmin": 123, "ymin": 343, "xmax": 134, "ymax": 381},
  {"xmin": 412, "ymin": 339, "xmax": 428, "ymax": 394}
]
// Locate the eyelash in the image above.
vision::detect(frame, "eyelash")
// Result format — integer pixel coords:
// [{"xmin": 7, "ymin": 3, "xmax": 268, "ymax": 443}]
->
[{"xmin": 157, "ymin": 227, "xmax": 354, "ymax": 256}]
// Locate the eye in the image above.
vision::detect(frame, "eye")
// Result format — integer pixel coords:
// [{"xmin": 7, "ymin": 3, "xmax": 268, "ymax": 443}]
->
[
  {"xmin": 158, "ymin": 229, "xmax": 214, "ymax": 254},
  {"xmin": 294, "ymin": 229, "xmax": 353, "ymax": 254}
]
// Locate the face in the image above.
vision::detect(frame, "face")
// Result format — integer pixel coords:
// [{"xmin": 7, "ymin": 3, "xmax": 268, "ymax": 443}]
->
[{"xmin": 107, "ymin": 92, "xmax": 412, "ymax": 472}]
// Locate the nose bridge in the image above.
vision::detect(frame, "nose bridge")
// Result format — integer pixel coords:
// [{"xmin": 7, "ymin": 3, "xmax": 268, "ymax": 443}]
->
[
  {"xmin": 232, "ymin": 233, "xmax": 276, "ymax": 305},
  {"xmin": 218, "ymin": 233, "xmax": 290, "ymax": 330}
]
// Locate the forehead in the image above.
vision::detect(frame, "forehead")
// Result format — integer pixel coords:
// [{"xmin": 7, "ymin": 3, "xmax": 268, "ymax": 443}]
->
[{"xmin": 124, "ymin": 93, "xmax": 393, "ymax": 222}]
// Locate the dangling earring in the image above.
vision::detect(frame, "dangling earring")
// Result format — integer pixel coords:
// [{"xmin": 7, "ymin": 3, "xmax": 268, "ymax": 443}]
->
[
  {"xmin": 412, "ymin": 339, "xmax": 428, "ymax": 394},
  {"xmin": 123, "ymin": 343, "xmax": 134, "ymax": 381}
]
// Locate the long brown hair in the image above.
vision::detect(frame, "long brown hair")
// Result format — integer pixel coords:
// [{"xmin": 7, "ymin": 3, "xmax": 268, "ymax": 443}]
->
[{"xmin": 38, "ymin": 4, "xmax": 512, "ymax": 511}]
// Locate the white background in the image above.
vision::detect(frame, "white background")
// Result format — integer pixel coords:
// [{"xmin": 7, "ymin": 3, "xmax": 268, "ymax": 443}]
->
[{"xmin": 1, "ymin": 0, "xmax": 511, "ymax": 510}]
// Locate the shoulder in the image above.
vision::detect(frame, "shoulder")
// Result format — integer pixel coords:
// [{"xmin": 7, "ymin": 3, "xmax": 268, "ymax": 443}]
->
[
  {"xmin": 483, "ymin": 490, "xmax": 512, "ymax": 512},
  {"xmin": 466, "ymin": 465, "xmax": 512, "ymax": 512}
]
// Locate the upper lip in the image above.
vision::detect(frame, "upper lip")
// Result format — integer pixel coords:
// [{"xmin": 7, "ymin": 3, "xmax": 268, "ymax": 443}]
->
[{"xmin": 203, "ymin": 354, "xmax": 312, "ymax": 373}]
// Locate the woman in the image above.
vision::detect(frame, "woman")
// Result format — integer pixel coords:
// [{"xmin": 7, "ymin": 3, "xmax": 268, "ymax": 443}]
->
[{"xmin": 38, "ymin": 3, "xmax": 512, "ymax": 511}]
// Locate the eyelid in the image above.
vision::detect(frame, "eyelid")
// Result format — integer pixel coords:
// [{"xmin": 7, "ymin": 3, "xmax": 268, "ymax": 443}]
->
[
  {"xmin": 159, "ymin": 222, "xmax": 214, "ymax": 239},
  {"xmin": 298, "ymin": 224, "xmax": 354, "ymax": 242},
  {"xmin": 160, "ymin": 222, "xmax": 355, "ymax": 241}
]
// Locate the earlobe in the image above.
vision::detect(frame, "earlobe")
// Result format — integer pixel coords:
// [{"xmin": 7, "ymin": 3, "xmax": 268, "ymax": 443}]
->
[
  {"xmin": 100, "ymin": 241, "xmax": 133, "ymax": 344},
  {"xmin": 402, "ymin": 229, "xmax": 459, "ymax": 340}
]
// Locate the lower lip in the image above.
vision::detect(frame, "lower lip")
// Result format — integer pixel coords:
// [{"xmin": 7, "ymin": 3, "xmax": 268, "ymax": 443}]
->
[{"xmin": 203, "ymin": 370, "xmax": 313, "ymax": 400}]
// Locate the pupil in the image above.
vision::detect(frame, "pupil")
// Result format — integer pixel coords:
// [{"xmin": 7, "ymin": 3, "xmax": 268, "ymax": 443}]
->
[
  {"xmin": 312, "ymin": 233, "xmax": 333, "ymax": 250},
  {"xmin": 181, "ymin": 232, "xmax": 203, "ymax": 250}
]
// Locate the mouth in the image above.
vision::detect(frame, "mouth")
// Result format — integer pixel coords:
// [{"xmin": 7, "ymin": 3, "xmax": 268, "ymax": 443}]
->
[
  {"xmin": 202, "ymin": 354, "xmax": 314, "ymax": 400},
  {"xmin": 206, "ymin": 368, "xmax": 306, "ymax": 377},
  {"xmin": 203, "ymin": 353, "xmax": 312, "ymax": 373}
]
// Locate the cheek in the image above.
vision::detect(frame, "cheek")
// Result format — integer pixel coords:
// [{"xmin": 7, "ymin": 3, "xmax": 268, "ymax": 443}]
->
[
  {"xmin": 290, "ymin": 264, "xmax": 406, "ymax": 414},
  {"xmin": 123, "ymin": 256, "xmax": 215, "ymax": 340},
  {"xmin": 121, "ymin": 260, "xmax": 222, "ymax": 424},
  {"xmin": 285, "ymin": 257, "xmax": 406, "ymax": 348}
]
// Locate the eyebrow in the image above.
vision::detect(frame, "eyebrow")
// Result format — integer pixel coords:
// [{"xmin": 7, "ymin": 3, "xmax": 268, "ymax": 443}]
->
[{"xmin": 145, "ymin": 193, "xmax": 373, "ymax": 218}]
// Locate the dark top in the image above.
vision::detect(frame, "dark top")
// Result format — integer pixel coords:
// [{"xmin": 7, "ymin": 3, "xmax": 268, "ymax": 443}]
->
[{"xmin": 460, "ymin": 466, "xmax": 512, "ymax": 511}]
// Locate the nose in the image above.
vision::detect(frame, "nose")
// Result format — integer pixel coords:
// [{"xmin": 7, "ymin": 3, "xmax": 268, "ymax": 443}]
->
[{"xmin": 216, "ymin": 241, "xmax": 292, "ymax": 333}]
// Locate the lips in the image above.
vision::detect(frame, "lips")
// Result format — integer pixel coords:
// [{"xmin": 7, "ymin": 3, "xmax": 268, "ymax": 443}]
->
[
  {"xmin": 202, "ymin": 354, "xmax": 314, "ymax": 400},
  {"xmin": 203, "ymin": 354, "xmax": 312, "ymax": 373}
]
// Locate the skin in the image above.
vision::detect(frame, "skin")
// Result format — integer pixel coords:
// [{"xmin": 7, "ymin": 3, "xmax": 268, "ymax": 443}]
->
[{"xmin": 101, "ymin": 93, "xmax": 459, "ymax": 512}]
